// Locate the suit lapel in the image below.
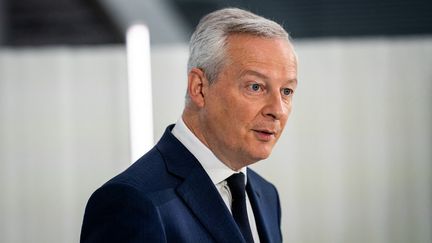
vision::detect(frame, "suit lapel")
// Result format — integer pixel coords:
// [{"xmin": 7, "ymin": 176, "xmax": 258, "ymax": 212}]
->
[
  {"xmin": 246, "ymin": 170, "xmax": 277, "ymax": 243},
  {"xmin": 176, "ymin": 166, "xmax": 245, "ymax": 243},
  {"xmin": 156, "ymin": 126, "xmax": 245, "ymax": 243}
]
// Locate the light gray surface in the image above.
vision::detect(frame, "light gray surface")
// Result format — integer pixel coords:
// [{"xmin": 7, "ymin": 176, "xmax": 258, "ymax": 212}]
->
[
  {"xmin": 0, "ymin": 46, "xmax": 131, "ymax": 242},
  {"xmin": 97, "ymin": 0, "xmax": 189, "ymax": 44},
  {"xmin": 1, "ymin": 37, "xmax": 431, "ymax": 242}
]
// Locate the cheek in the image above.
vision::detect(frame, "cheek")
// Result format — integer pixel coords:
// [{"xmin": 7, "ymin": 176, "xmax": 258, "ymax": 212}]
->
[
  {"xmin": 226, "ymin": 103, "xmax": 256, "ymax": 127},
  {"xmin": 207, "ymin": 88, "xmax": 259, "ymax": 132},
  {"xmin": 282, "ymin": 102, "xmax": 293, "ymax": 120},
  {"xmin": 211, "ymin": 94, "xmax": 243, "ymax": 120},
  {"xmin": 205, "ymin": 98, "xmax": 237, "ymax": 132}
]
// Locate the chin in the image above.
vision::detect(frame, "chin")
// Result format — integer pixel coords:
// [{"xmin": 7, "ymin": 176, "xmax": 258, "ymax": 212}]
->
[
  {"xmin": 242, "ymin": 144, "xmax": 273, "ymax": 164},
  {"xmin": 249, "ymin": 151, "xmax": 271, "ymax": 162}
]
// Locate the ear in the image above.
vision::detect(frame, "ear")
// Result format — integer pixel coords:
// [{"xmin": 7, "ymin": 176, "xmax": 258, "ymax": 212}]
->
[{"xmin": 187, "ymin": 68, "xmax": 208, "ymax": 108}]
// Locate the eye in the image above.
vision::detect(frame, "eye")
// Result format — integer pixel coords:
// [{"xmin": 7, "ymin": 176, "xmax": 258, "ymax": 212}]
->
[
  {"xmin": 250, "ymin": 83, "xmax": 261, "ymax": 92},
  {"xmin": 282, "ymin": 88, "xmax": 293, "ymax": 96},
  {"xmin": 251, "ymin": 84, "xmax": 261, "ymax": 91}
]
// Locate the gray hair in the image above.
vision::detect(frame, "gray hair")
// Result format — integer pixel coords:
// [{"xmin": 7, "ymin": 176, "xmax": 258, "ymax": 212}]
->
[{"xmin": 187, "ymin": 8, "xmax": 290, "ymax": 83}]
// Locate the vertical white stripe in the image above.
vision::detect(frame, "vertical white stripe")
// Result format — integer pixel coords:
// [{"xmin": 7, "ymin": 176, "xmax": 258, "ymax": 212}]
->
[{"xmin": 126, "ymin": 24, "xmax": 154, "ymax": 162}]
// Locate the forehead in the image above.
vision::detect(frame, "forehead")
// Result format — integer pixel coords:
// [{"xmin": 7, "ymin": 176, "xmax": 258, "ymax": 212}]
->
[{"xmin": 224, "ymin": 34, "xmax": 297, "ymax": 79}]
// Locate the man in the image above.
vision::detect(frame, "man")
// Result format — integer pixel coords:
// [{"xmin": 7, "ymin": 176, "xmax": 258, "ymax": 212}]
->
[{"xmin": 81, "ymin": 7, "xmax": 297, "ymax": 243}]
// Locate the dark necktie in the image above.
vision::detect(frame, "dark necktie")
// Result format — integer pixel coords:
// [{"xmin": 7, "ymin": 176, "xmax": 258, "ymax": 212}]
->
[{"xmin": 226, "ymin": 173, "xmax": 254, "ymax": 243}]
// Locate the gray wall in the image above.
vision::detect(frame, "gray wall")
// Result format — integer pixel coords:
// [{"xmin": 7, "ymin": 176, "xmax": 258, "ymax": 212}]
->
[
  {"xmin": 0, "ymin": 37, "xmax": 431, "ymax": 242},
  {"xmin": 0, "ymin": 47, "xmax": 131, "ymax": 242}
]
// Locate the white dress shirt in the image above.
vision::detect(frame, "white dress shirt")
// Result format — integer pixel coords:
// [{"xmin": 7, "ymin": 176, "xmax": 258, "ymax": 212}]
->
[{"xmin": 172, "ymin": 118, "xmax": 260, "ymax": 243}]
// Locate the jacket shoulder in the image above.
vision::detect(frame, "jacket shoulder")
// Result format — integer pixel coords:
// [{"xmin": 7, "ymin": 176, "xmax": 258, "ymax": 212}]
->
[{"xmin": 105, "ymin": 146, "xmax": 179, "ymax": 193}]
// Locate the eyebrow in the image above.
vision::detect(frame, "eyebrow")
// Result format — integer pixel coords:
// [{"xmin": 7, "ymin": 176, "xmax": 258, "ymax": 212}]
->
[
  {"xmin": 240, "ymin": 70, "xmax": 298, "ymax": 85},
  {"xmin": 240, "ymin": 70, "xmax": 268, "ymax": 80}
]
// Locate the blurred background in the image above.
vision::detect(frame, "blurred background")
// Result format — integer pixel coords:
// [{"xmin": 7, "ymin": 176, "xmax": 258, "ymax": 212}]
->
[{"xmin": 0, "ymin": 0, "xmax": 431, "ymax": 242}]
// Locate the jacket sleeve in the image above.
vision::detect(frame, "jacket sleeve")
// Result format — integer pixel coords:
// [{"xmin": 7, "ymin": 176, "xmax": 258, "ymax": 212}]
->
[{"xmin": 80, "ymin": 183, "xmax": 165, "ymax": 243}]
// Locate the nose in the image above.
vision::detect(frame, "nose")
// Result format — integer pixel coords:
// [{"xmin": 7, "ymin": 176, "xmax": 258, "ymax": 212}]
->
[{"xmin": 262, "ymin": 92, "xmax": 290, "ymax": 120}]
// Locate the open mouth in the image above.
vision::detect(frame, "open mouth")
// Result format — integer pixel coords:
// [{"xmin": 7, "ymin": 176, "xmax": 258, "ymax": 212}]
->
[
  {"xmin": 252, "ymin": 129, "xmax": 275, "ymax": 141},
  {"xmin": 257, "ymin": 130, "xmax": 274, "ymax": 135}
]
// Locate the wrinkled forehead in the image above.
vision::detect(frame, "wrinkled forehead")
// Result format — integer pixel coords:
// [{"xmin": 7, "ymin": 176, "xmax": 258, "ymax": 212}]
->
[
  {"xmin": 225, "ymin": 34, "xmax": 297, "ymax": 66},
  {"xmin": 218, "ymin": 34, "xmax": 297, "ymax": 84}
]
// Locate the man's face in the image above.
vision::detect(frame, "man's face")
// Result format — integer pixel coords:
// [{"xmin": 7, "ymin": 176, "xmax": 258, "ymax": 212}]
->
[{"xmin": 199, "ymin": 34, "xmax": 298, "ymax": 169}]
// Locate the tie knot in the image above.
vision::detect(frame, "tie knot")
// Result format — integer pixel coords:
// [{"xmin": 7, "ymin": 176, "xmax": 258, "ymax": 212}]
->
[{"xmin": 227, "ymin": 172, "xmax": 246, "ymax": 200}]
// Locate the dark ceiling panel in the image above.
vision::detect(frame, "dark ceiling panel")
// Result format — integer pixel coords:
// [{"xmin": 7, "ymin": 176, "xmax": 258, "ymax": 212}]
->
[
  {"xmin": 4, "ymin": 0, "xmax": 123, "ymax": 46},
  {"xmin": 2, "ymin": 0, "xmax": 432, "ymax": 46},
  {"xmin": 172, "ymin": 0, "xmax": 432, "ymax": 39}
]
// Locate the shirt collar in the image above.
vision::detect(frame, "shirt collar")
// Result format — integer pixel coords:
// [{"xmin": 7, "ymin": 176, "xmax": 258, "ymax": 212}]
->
[{"xmin": 171, "ymin": 118, "xmax": 247, "ymax": 185}]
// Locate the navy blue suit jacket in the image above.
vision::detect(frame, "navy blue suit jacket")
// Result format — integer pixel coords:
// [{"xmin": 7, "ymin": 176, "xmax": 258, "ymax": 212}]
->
[{"xmin": 81, "ymin": 125, "xmax": 282, "ymax": 243}]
